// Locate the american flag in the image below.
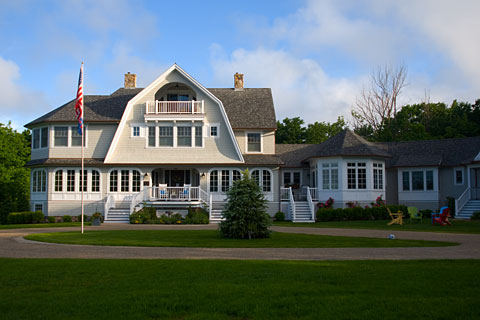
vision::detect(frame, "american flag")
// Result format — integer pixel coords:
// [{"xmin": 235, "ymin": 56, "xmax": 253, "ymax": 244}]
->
[{"xmin": 75, "ymin": 63, "xmax": 84, "ymax": 135}]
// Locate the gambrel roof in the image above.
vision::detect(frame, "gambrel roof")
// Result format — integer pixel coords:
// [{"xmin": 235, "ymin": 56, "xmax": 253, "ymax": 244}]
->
[{"xmin": 25, "ymin": 88, "xmax": 276, "ymax": 130}]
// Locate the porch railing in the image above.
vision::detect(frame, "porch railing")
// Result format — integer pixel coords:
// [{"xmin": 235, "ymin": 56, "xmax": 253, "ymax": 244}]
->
[
  {"xmin": 306, "ymin": 187, "xmax": 315, "ymax": 221},
  {"xmin": 280, "ymin": 187, "xmax": 290, "ymax": 201},
  {"xmin": 146, "ymin": 100, "xmax": 204, "ymax": 114},
  {"xmin": 104, "ymin": 194, "xmax": 115, "ymax": 216},
  {"xmin": 130, "ymin": 189, "xmax": 147, "ymax": 214},
  {"xmin": 456, "ymin": 187, "xmax": 471, "ymax": 216},
  {"xmin": 147, "ymin": 186, "xmax": 203, "ymax": 201}
]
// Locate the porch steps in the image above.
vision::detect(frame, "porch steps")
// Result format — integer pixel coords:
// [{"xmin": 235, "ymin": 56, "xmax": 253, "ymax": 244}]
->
[
  {"xmin": 457, "ymin": 200, "xmax": 480, "ymax": 219},
  {"xmin": 293, "ymin": 202, "xmax": 315, "ymax": 223},
  {"xmin": 104, "ymin": 208, "xmax": 130, "ymax": 223},
  {"xmin": 209, "ymin": 209, "xmax": 224, "ymax": 223}
]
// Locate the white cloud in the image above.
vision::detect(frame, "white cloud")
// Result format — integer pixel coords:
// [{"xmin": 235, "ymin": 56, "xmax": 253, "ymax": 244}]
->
[
  {"xmin": 211, "ymin": 47, "xmax": 362, "ymax": 124},
  {"xmin": 0, "ymin": 56, "xmax": 48, "ymax": 129}
]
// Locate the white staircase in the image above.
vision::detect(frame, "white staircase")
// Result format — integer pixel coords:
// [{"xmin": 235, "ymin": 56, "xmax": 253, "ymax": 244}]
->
[
  {"xmin": 209, "ymin": 209, "xmax": 224, "ymax": 223},
  {"xmin": 457, "ymin": 200, "xmax": 480, "ymax": 219},
  {"xmin": 104, "ymin": 200, "xmax": 131, "ymax": 223},
  {"xmin": 293, "ymin": 201, "xmax": 315, "ymax": 222}
]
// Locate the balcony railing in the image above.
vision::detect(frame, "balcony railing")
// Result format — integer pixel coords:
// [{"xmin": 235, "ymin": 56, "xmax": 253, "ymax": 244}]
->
[{"xmin": 146, "ymin": 100, "xmax": 204, "ymax": 114}]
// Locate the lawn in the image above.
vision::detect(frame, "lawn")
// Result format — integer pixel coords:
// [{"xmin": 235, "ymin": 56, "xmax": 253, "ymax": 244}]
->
[
  {"xmin": 0, "ymin": 258, "xmax": 478, "ymax": 320},
  {"xmin": 0, "ymin": 222, "xmax": 91, "ymax": 229},
  {"xmin": 274, "ymin": 219, "xmax": 480, "ymax": 234},
  {"xmin": 24, "ymin": 230, "xmax": 456, "ymax": 248}
]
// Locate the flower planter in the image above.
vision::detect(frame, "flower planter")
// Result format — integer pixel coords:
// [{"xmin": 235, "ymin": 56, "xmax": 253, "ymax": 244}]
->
[{"xmin": 91, "ymin": 218, "xmax": 101, "ymax": 226}]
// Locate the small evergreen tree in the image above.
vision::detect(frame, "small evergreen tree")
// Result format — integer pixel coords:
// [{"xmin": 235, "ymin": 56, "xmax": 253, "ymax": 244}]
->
[{"xmin": 219, "ymin": 169, "xmax": 271, "ymax": 239}]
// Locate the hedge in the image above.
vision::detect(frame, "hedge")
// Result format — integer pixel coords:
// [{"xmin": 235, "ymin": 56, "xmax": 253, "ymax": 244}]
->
[
  {"xmin": 7, "ymin": 211, "xmax": 45, "ymax": 224},
  {"xmin": 316, "ymin": 205, "xmax": 408, "ymax": 222}
]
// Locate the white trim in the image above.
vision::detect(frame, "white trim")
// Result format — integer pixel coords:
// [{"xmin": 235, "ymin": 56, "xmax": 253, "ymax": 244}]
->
[
  {"xmin": 52, "ymin": 168, "xmax": 102, "ymax": 194},
  {"xmin": 31, "ymin": 126, "xmax": 49, "ymax": 150},
  {"xmin": 250, "ymin": 167, "xmax": 273, "ymax": 193},
  {"xmin": 245, "ymin": 131, "xmax": 263, "ymax": 153},
  {"xmin": 104, "ymin": 64, "xmax": 244, "ymax": 163}
]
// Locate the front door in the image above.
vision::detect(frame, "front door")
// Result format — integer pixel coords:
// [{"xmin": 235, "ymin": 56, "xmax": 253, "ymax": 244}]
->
[{"xmin": 170, "ymin": 170, "xmax": 185, "ymax": 187}]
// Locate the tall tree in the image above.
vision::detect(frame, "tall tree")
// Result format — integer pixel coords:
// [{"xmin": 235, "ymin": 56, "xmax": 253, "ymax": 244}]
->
[
  {"xmin": 305, "ymin": 116, "xmax": 346, "ymax": 144},
  {"xmin": 351, "ymin": 64, "xmax": 407, "ymax": 135},
  {"xmin": 276, "ymin": 117, "xmax": 306, "ymax": 144},
  {"xmin": 0, "ymin": 122, "xmax": 31, "ymax": 223}
]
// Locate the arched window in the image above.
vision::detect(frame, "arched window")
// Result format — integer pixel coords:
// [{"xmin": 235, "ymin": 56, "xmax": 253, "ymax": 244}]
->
[
  {"xmin": 110, "ymin": 170, "xmax": 118, "ymax": 192},
  {"xmin": 251, "ymin": 169, "xmax": 271, "ymax": 192},
  {"xmin": 209, "ymin": 170, "xmax": 218, "ymax": 192},
  {"xmin": 232, "ymin": 170, "xmax": 241, "ymax": 184}
]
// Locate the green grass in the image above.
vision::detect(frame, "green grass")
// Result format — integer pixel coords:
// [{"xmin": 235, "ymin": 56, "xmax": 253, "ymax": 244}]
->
[
  {"xmin": 0, "ymin": 222, "xmax": 91, "ymax": 229},
  {"xmin": 275, "ymin": 219, "xmax": 480, "ymax": 234},
  {"xmin": 0, "ymin": 258, "xmax": 478, "ymax": 319},
  {"xmin": 24, "ymin": 230, "xmax": 456, "ymax": 248}
]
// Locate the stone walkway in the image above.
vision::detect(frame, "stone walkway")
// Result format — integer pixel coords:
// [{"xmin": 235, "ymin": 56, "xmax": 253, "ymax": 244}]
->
[{"xmin": 0, "ymin": 224, "xmax": 479, "ymax": 260}]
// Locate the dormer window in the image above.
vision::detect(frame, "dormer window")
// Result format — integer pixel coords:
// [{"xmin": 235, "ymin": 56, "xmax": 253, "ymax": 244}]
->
[{"xmin": 247, "ymin": 132, "xmax": 261, "ymax": 152}]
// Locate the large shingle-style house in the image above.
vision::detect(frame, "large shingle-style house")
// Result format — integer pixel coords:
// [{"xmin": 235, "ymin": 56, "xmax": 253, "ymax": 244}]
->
[{"xmin": 26, "ymin": 64, "xmax": 480, "ymax": 222}]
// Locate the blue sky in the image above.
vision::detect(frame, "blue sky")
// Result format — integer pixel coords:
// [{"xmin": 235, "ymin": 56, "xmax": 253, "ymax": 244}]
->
[{"xmin": 1, "ymin": 0, "xmax": 479, "ymax": 131}]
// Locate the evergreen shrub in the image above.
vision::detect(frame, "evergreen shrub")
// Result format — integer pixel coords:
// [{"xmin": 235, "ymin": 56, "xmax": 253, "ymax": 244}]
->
[
  {"xmin": 316, "ymin": 205, "xmax": 408, "ymax": 222},
  {"xmin": 7, "ymin": 211, "xmax": 44, "ymax": 224},
  {"xmin": 219, "ymin": 170, "xmax": 271, "ymax": 239}
]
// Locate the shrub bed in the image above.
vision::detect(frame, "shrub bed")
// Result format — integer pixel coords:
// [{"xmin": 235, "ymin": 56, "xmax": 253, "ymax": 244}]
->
[
  {"xmin": 6, "ymin": 211, "xmax": 44, "ymax": 224},
  {"xmin": 316, "ymin": 205, "xmax": 408, "ymax": 222},
  {"xmin": 130, "ymin": 207, "xmax": 209, "ymax": 224}
]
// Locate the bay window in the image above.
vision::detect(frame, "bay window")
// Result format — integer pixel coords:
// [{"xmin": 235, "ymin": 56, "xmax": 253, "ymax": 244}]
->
[{"xmin": 322, "ymin": 163, "xmax": 338, "ymax": 190}]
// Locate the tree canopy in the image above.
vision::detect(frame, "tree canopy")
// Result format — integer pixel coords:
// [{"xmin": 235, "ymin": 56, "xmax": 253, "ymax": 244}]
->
[
  {"xmin": 0, "ymin": 123, "xmax": 31, "ymax": 223},
  {"xmin": 276, "ymin": 116, "xmax": 346, "ymax": 144}
]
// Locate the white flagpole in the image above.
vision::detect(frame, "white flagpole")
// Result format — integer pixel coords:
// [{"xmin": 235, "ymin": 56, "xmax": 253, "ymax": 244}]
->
[{"xmin": 81, "ymin": 62, "xmax": 84, "ymax": 234}]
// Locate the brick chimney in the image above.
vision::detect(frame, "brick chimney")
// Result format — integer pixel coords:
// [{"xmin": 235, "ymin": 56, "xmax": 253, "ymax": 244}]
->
[
  {"xmin": 234, "ymin": 72, "xmax": 244, "ymax": 91},
  {"xmin": 124, "ymin": 72, "xmax": 137, "ymax": 89}
]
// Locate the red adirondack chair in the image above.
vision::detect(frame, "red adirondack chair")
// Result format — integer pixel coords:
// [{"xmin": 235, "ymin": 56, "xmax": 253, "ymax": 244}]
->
[{"xmin": 432, "ymin": 207, "xmax": 451, "ymax": 226}]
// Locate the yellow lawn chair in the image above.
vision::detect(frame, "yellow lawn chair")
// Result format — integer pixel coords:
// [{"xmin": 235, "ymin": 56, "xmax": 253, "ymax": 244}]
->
[{"xmin": 387, "ymin": 207, "xmax": 403, "ymax": 225}]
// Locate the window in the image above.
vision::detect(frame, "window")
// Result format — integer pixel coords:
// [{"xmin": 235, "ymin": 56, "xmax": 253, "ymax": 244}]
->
[
  {"xmin": 148, "ymin": 127, "xmax": 156, "ymax": 147},
  {"xmin": 55, "ymin": 170, "xmax": 63, "ymax": 192},
  {"xmin": 402, "ymin": 171, "xmax": 410, "ymax": 191},
  {"xmin": 251, "ymin": 169, "xmax": 272, "ymax": 192},
  {"xmin": 209, "ymin": 170, "xmax": 218, "ymax": 192},
  {"xmin": 347, "ymin": 163, "xmax": 366, "ymax": 189},
  {"xmin": 132, "ymin": 170, "xmax": 141, "ymax": 192},
  {"xmin": 80, "ymin": 170, "xmax": 87, "ymax": 192},
  {"xmin": 322, "ymin": 164, "xmax": 338, "ymax": 190},
  {"xmin": 210, "ymin": 126, "xmax": 218, "ymax": 137},
  {"xmin": 177, "ymin": 127, "xmax": 192, "ymax": 146},
  {"xmin": 373, "ymin": 163, "xmax": 384, "ymax": 190},
  {"xmin": 54, "ymin": 126, "xmax": 68, "ymax": 147},
  {"xmin": 412, "ymin": 171, "xmax": 424, "ymax": 191},
  {"xmin": 232, "ymin": 170, "xmax": 241, "ymax": 183},
  {"xmin": 32, "ymin": 169, "xmax": 46, "ymax": 192},
  {"xmin": 71, "ymin": 127, "xmax": 84, "ymax": 147},
  {"xmin": 41, "ymin": 127, "xmax": 48, "ymax": 148},
  {"xmin": 247, "ymin": 133, "xmax": 261, "ymax": 152},
  {"xmin": 426, "ymin": 171, "xmax": 434, "ymax": 191},
  {"xmin": 33, "ymin": 129, "xmax": 40, "ymax": 149},
  {"xmin": 195, "ymin": 126, "xmax": 202, "ymax": 147},
  {"xmin": 284, "ymin": 172, "xmax": 291, "ymax": 185},
  {"xmin": 455, "ymin": 169, "xmax": 464, "ymax": 185},
  {"xmin": 121, "ymin": 170, "xmax": 129, "ymax": 192},
  {"xmin": 159, "ymin": 126, "xmax": 173, "ymax": 146},
  {"xmin": 221, "ymin": 170, "xmax": 230, "ymax": 192},
  {"xmin": 262, "ymin": 170, "xmax": 271, "ymax": 192},
  {"xmin": 402, "ymin": 170, "xmax": 435, "ymax": 192},
  {"xmin": 34, "ymin": 203, "xmax": 43, "ymax": 213},
  {"xmin": 67, "ymin": 170, "xmax": 75, "ymax": 192},
  {"xmin": 132, "ymin": 126, "xmax": 140, "ymax": 137},
  {"xmin": 110, "ymin": 170, "xmax": 118, "ymax": 192},
  {"xmin": 91, "ymin": 170, "xmax": 100, "ymax": 192}
]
